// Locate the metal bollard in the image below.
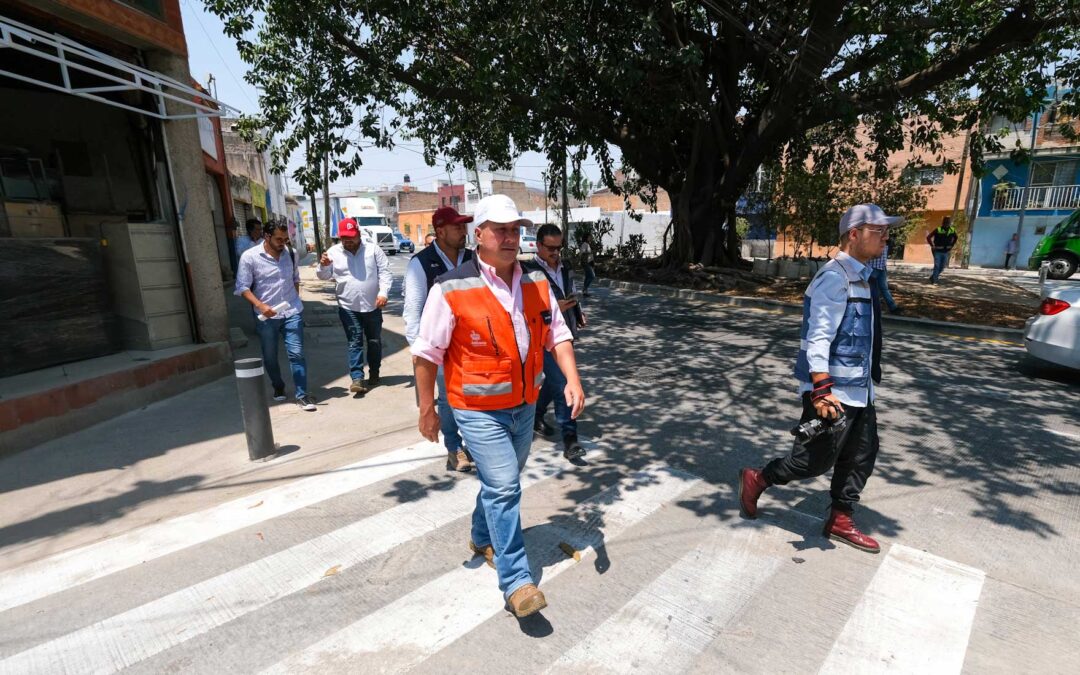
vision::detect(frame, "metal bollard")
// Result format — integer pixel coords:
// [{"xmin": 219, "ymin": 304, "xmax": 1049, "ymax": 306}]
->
[
  {"xmin": 1039, "ymin": 260, "xmax": 1051, "ymax": 295},
  {"xmin": 234, "ymin": 357, "xmax": 276, "ymax": 461}
]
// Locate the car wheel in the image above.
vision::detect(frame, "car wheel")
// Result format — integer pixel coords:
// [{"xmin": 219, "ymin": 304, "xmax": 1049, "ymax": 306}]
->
[{"xmin": 1046, "ymin": 253, "xmax": 1077, "ymax": 280}]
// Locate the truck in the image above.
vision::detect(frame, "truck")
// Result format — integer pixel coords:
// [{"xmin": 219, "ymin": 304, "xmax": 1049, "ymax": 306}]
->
[{"xmin": 1028, "ymin": 210, "xmax": 1080, "ymax": 279}]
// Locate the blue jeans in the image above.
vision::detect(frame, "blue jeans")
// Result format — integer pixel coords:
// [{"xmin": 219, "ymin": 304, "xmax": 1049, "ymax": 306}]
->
[
  {"xmin": 931, "ymin": 250, "xmax": 950, "ymax": 282},
  {"xmin": 255, "ymin": 313, "xmax": 308, "ymax": 399},
  {"xmin": 869, "ymin": 268, "xmax": 898, "ymax": 312},
  {"xmin": 536, "ymin": 351, "xmax": 577, "ymax": 439},
  {"xmin": 338, "ymin": 308, "xmax": 383, "ymax": 380},
  {"xmin": 436, "ymin": 365, "xmax": 463, "ymax": 452},
  {"xmin": 583, "ymin": 263, "xmax": 596, "ymax": 293},
  {"xmin": 452, "ymin": 403, "xmax": 536, "ymax": 599}
]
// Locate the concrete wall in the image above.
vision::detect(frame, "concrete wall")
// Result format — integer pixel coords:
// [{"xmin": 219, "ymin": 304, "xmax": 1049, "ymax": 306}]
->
[
  {"xmin": 145, "ymin": 50, "xmax": 229, "ymax": 344},
  {"xmin": 969, "ymin": 215, "xmax": 1063, "ymax": 268}
]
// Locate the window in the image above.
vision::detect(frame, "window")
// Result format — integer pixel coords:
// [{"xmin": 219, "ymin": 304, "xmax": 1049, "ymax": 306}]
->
[
  {"xmin": 116, "ymin": 0, "xmax": 165, "ymax": 18},
  {"xmin": 902, "ymin": 166, "xmax": 944, "ymax": 186},
  {"xmin": 1030, "ymin": 160, "xmax": 1076, "ymax": 187},
  {"xmin": 917, "ymin": 167, "xmax": 944, "ymax": 186}
]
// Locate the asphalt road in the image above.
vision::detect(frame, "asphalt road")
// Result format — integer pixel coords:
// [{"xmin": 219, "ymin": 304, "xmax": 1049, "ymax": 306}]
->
[{"xmin": 1, "ymin": 263, "xmax": 1078, "ymax": 674}]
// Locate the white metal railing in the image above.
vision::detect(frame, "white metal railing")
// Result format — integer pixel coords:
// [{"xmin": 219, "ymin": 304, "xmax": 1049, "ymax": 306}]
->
[
  {"xmin": 993, "ymin": 184, "xmax": 1080, "ymax": 211},
  {"xmin": 0, "ymin": 13, "xmax": 240, "ymax": 120}
]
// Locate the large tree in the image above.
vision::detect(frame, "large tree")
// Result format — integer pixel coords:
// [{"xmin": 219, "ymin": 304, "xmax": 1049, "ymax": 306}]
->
[{"xmin": 207, "ymin": 0, "xmax": 1080, "ymax": 266}]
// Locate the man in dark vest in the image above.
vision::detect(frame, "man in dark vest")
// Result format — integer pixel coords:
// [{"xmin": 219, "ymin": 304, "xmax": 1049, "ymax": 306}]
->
[
  {"xmin": 404, "ymin": 206, "xmax": 474, "ymax": 471},
  {"xmin": 525, "ymin": 223, "xmax": 588, "ymax": 462}
]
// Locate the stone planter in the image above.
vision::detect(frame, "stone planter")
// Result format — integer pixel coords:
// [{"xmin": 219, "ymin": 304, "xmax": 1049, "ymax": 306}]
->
[
  {"xmin": 766, "ymin": 260, "xmax": 780, "ymax": 276},
  {"xmin": 797, "ymin": 262, "xmax": 812, "ymax": 278},
  {"xmin": 752, "ymin": 258, "xmax": 769, "ymax": 276},
  {"xmin": 779, "ymin": 259, "xmax": 801, "ymax": 279}
]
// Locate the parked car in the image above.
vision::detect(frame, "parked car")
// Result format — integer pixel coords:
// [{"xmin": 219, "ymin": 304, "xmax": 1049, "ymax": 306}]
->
[
  {"xmin": 1028, "ymin": 211, "xmax": 1080, "ymax": 279},
  {"xmin": 1024, "ymin": 285, "xmax": 1080, "ymax": 370},
  {"xmin": 519, "ymin": 234, "xmax": 538, "ymax": 255},
  {"xmin": 394, "ymin": 232, "xmax": 414, "ymax": 253}
]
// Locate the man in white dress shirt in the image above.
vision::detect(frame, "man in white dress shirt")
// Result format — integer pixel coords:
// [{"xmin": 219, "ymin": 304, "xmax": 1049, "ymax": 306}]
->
[{"xmin": 317, "ymin": 218, "xmax": 393, "ymax": 395}]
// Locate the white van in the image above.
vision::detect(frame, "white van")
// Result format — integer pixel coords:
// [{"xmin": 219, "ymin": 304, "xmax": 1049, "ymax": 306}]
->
[{"xmin": 359, "ymin": 225, "xmax": 398, "ymax": 256}]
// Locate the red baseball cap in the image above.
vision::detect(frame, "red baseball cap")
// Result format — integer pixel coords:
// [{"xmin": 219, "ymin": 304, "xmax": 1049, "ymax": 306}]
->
[
  {"xmin": 432, "ymin": 206, "xmax": 473, "ymax": 228},
  {"xmin": 338, "ymin": 218, "xmax": 360, "ymax": 238}
]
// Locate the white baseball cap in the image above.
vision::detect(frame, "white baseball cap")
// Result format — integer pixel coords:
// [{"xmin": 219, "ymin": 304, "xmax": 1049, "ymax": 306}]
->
[
  {"xmin": 838, "ymin": 204, "xmax": 903, "ymax": 236},
  {"xmin": 473, "ymin": 194, "xmax": 533, "ymax": 229}
]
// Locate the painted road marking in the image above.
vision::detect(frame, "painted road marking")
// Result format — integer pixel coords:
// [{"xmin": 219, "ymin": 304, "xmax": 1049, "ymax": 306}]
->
[
  {"xmin": 547, "ymin": 526, "xmax": 781, "ymax": 674},
  {"xmin": 0, "ymin": 442, "xmax": 447, "ymax": 614},
  {"xmin": 0, "ymin": 450, "xmax": 581, "ymax": 674},
  {"xmin": 818, "ymin": 543, "xmax": 985, "ymax": 675},
  {"xmin": 263, "ymin": 464, "xmax": 701, "ymax": 675}
]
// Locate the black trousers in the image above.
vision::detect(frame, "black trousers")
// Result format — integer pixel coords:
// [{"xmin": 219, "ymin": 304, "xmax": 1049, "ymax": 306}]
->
[{"xmin": 762, "ymin": 393, "xmax": 879, "ymax": 512}]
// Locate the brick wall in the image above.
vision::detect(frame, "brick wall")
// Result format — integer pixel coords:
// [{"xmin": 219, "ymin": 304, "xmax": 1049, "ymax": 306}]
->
[
  {"xmin": 589, "ymin": 188, "xmax": 672, "ymax": 212},
  {"xmin": 26, "ymin": 0, "xmax": 187, "ymax": 55}
]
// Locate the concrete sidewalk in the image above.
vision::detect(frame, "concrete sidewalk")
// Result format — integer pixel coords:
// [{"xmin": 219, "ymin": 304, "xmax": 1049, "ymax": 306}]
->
[{"xmin": 0, "ymin": 261, "xmax": 425, "ymax": 572}]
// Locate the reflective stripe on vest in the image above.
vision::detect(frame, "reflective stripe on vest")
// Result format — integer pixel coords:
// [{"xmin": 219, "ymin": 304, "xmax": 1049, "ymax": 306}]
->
[
  {"xmin": 793, "ymin": 258, "xmax": 873, "ymax": 388},
  {"xmin": 441, "ymin": 263, "xmax": 552, "ymax": 411}
]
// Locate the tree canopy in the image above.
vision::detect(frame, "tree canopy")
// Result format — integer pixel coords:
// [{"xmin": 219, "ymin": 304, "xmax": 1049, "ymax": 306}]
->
[{"xmin": 206, "ymin": 0, "xmax": 1080, "ymax": 265}]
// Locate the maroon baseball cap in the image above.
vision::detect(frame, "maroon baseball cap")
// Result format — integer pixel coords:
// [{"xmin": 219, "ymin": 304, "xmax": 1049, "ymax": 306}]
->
[
  {"xmin": 432, "ymin": 206, "xmax": 473, "ymax": 228},
  {"xmin": 338, "ymin": 218, "xmax": 360, "ymax": 238}
]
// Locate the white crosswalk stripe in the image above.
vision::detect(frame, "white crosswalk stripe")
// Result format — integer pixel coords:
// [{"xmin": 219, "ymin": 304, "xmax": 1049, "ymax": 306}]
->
[
  {"xmin": 0, "ymin": 448, "xmax": 581, "ymax": 674},
  {"xmin": 546, "ymin": 526, "xmax": 781, "ymax": 674},
  {"xmin": 0, "ymin": 441, "xmax": 446, "ymax": 615},
  {"xmin": 262, "ymin": 463, "xmax": 701, "ymax": 675},
  {"xmin": 0, "ymin": 441, "xmax": 994, "ymax": 675},
  {"xmin": 818, "ymin": 543, "xmax": 986, "ymax": 674}
]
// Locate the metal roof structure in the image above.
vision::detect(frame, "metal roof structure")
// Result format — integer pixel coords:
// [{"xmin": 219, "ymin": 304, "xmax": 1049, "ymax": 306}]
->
[{"xmin": 0, "ymin": 13, "xmax": 240, "ymax": 120}]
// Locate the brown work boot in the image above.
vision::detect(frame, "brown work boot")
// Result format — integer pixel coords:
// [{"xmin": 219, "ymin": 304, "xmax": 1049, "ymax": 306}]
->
[
  {"xmin": 469, "ymin": 541, "xmax": 495, "ymax": 568},
  {"xmin": 505, "ymin": 583, "xmax": 547, "ymax": 618},
  {"xmin": 823, "ymin": 508, "xmax": 880, "ymax": 554},
  {"xmin": 738, "ymin": 468, "xmax": 769, "ymax": 519},
  {"xmin": 349, "ymin": 379, "xmax": 368, "ymax": 395},
  {"xmin": 446, "ymin": 449, "xmax": 473, "ymax": 472}
]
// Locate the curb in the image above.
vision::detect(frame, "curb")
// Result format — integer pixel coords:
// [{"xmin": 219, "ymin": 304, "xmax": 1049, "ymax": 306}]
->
[{"xmin": 596, "ymin": 278, "xmax": 1025, "ymax": 344}]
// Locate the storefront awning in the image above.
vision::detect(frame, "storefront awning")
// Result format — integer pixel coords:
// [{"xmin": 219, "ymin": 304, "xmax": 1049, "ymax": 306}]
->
[{"xmin": 0, "ymin": 13, "xmax": 240, "ymax": 120}]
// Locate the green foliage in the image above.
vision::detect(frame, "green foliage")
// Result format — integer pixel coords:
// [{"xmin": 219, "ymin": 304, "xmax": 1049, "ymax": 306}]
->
[
  {"xmin": 204, "ymin": 0, "xmax": 1080, "ymax": 264},
  {"xmin": 615, "ymin": 234, "xmax": 647, "ymax": 260},
  {"xmin": 757, "ymin": 138, "xmax": 929, "ymax": 257},
  {"xmin": 571, "ymin": 218, "xmax": 613, "ymax": 251}
]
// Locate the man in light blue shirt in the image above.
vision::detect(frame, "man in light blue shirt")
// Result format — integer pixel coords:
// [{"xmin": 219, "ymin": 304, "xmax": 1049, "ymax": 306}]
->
[
  {"xmin": 235, "ymin": 221, "xmax": 315, "ymax": 411},
  {"xmin": 234, "ymin": 219, "xmax": 262, "ymax": 261},
  {"xmin": 740, "ymin": 204, "xmax": 901, "ymax": 554},
  {"xmin": 317, "ymin": 218, "xmax": 393, "ymax": 394}
]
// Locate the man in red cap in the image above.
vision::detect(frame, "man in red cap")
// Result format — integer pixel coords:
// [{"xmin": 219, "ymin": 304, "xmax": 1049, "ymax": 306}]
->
[
  {"xmin": 317, "ymin": 217, "xmax": 392, "ymax": 394},
  {"xmin": 404, "ymin": 206, "xmax": 474, "ymax": 471}
]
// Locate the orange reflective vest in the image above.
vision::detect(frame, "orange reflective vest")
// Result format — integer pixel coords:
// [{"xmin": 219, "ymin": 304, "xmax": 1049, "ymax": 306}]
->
[{"xmin": 439, "ymin": 259, "xmax": 552, "ymax": 411}]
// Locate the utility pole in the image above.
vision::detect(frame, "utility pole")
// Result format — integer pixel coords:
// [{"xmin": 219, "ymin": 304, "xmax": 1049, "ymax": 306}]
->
[
  {"xmin": 1013, "ymin": 109, "xmax": 1041, "ymax": 245},
  {"xmin": 305, "ymin": 136, "xmax": 323, "ymax": 256},
  {"xmin": 322, "ymin": 150, "xmax": 332, "ymax": 243},
  {"xmin": 952, "ymin": 128, "xmax": 972, "ymax": 268},
  {"xmin": 561, "ymin": 155, "xmax": 569, "ymax": 229}
]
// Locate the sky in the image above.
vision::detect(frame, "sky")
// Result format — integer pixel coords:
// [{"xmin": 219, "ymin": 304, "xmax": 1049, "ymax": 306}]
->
[{"xmin": 177, "ymin": 0, "xmax": 613, "ymax": 196}]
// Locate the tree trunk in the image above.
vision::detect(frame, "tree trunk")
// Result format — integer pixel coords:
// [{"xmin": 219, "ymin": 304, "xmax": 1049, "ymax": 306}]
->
[{"xmin": 660, "ymin": 126, "xmax": 743, "ymax": 268}]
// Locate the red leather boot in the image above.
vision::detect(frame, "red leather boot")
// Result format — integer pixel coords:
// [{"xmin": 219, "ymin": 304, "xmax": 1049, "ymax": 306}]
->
[
  {"xmin": 738, "ymin": 468, "xmax": 769, "ymax": 519},
  {"xmin": 823, "ymin": 508, "xmax": 880, "ymax": 553}
]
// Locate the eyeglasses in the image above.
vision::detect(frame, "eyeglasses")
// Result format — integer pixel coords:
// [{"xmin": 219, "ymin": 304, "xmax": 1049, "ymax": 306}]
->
[
  {"xmin": 858, "ymin": 225, "xmax": 889, "ymax": 236},
  {"xmin": 538, "ymin": 243, "xmax": 561, "ymax": 252}
]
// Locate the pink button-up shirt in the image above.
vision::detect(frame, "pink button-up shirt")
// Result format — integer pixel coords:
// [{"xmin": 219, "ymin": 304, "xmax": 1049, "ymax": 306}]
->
[{"xmin": 411, "ymin": 257, "xmax": 573, "ymax": 365}]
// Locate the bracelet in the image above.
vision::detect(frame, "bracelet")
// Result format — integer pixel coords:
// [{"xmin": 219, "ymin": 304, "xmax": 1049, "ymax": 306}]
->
[{"xmin": 811, "ymin": 376, "xmax": 836, "ymax": 402}]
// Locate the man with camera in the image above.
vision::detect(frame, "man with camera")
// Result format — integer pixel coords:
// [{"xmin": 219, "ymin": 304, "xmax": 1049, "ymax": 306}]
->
[{"xmin": 739, "ymin": 204, "xmax": 900, "ymax": 554}]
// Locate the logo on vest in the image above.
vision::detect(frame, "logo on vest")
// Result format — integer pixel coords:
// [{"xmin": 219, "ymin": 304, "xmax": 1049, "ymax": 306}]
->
[{"xmin": 469, "ymin": 330, "xmax": 486, "ymax": 348}]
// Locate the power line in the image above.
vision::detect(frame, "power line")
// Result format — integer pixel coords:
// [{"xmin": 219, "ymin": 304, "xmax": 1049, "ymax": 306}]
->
[{"xmin": 181, "ymin": 0, "xmax": 259, "ymax": 110}]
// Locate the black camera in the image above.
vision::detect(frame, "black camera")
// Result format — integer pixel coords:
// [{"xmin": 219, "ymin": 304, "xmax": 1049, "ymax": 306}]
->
[{"xmin": 791, "ymin": 414, "xmax": 848, "ymax": 445}]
